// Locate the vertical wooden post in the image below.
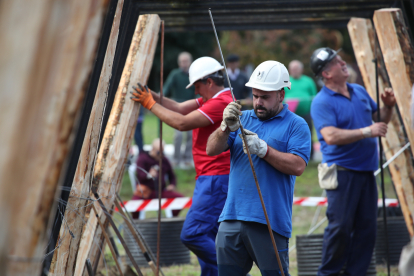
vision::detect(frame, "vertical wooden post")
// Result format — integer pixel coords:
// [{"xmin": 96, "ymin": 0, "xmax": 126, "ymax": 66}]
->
[
  {"xmin": 373, "ymin": 8, "xmax": 414, "ymax": 233},
  {"xmin": 0, "ymin": 0, "xmax": 106, "ymax": 274},
  {"xmin": 73, "ymin": 14, "xmax": 161, "ymax": 275},
  {"xmin": 348, "ymin": 17, "xmax": 414, "ymax": 236},
  {"xmin": 49, "ymin": 1, "xmax": 125, "ymax": 275}
]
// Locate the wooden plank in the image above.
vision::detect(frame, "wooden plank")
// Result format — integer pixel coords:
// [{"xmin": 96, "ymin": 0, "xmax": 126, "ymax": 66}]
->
[
  {"xmin": 0, "ymin": 0, "xmax": 52, "ymax": 273},
  {"xmin": 1, "ymin": 0, "xmax": 106, "ymax": 274},
  {"xmin": 348, "ymin": 18, "xmax": 414, "ymax": 236},
  {"xmin": 49, "ymin": 1, "xmax": 125, "ymax": 275},
  {"xmin": 373, "ymin": 8, "xmax": 414, "ymax": 234},
  {"xmin": 73, "ymin": 14, "xmax": 161, "ymax": 275},
  {"xmin": 374, "ymin": 8, "xmax": 414, "ymax": 156}
]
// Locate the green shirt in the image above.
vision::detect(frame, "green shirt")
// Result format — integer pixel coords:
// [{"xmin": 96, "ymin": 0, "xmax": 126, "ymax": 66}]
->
[
  {"xmin": 164, "ymin": 68, "xmax": 195, "ymax": 103},
  {"xmin": 284, "ymin": 75, "xmax": 317, "ymax": 116}
]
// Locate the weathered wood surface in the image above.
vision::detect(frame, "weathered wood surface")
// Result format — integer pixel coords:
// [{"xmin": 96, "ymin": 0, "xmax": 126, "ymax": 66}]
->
[
  {"xmin": 48, "ymin": 1, "xmax": 125, "ymax": 275},
  {"xmin": 73, "ymin": 14, "xmax": 160, "ymax": 275},
  {"xmin": 374, "ymin": 8, "xmax": 414, "ymax": 157},
  {"xmin": 0, "ymin": 0, "xmax": 52, "ymax": 273},
  {"xmin": 373, "ymin": 8, "xmax": 414, "ymax": 234},
  {"xmin": 0, "ymin": 0, "xmax": 106, "ymax": 274},
  {"xmin": 348, "ymin": 18, "xmax": 414, "ymax": 236}
]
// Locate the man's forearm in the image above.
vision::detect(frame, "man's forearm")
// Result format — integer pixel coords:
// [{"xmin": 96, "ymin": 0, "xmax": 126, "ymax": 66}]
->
[
  {"xmin": 263, "ymin": 147, "xmax": 306, "ymax": 176},
  {"xmin": 206, "ymin": 126, "xmax": 230, "ymax": 156},
  {"xmin": 379, "ymin": 105, "xmax": 393, "ymax": 124},
  {"xmin": 321, "ymin": 127, "xmax": 364, "ymax": 145}
]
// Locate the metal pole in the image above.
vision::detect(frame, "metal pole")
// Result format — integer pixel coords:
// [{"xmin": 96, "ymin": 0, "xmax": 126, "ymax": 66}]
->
[
  {"xmin": 93, "ymin": 193, "xmax": 144, "ymax": 276},
  {"xmin": 373, "ymin": 26, "xmax": 391, "ymax": 276},
  {"xmin": 209, "ymin": 9, "xmax": 285, "ymax": 276},
  {"xmin": 374, "ymin": 142, "xmax": 410, "ymax": 176},
  {"xmin": 116, "ymin": 193, "xmax": 165, "ymax": 276},
  {"xmin": 91, "ymin": 204, "xmax": 124, "ymax": 276},
  {"xmin": 157, "ymin": 20, "xmax": 165, "ymax": 276}
]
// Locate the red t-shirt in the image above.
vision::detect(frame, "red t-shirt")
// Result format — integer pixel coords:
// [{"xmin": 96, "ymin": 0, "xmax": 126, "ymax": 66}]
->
[{"xmin": 193, "ymin": 89, "xmax": 233, "ymax": 178}]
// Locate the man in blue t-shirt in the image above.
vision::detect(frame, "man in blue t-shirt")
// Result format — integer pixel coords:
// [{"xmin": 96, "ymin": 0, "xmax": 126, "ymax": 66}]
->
[
  {"xmin": 309, "ymin": 48, "xmax": 396, "ymax": 275},
  {"xmin": 207, "ymin": 61, "xmax": 311, "ymax": 275}
]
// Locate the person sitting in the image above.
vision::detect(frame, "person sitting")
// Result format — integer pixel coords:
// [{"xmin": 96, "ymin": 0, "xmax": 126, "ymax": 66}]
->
[{"xmin": 132, "ymin": 138, "xmax": 184, "ymax": 217}]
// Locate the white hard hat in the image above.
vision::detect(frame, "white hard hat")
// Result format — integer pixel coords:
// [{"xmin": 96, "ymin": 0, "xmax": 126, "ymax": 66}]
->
[
  {"xmin": 245, "ymin": 61, "xmax": 291, "ymax": 91},
  {"xmin": 186, "ymin": 57, "xmax": 224, "ymax": 89}
]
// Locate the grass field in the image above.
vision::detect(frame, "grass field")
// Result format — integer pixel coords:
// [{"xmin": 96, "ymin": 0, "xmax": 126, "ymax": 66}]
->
[{"xmin": 111, "ymin": 113, "xmax": 399, "ymax": 276}]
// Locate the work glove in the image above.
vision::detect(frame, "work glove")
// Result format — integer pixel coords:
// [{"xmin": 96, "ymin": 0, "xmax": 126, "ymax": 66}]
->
[
  {"xmin": 131, "ymin": 83, "xmax": 156, "ymax": 110},
  {"xmin": 220, "ymin": 101, "xmax": 242, "ymax": 132},
  {"xmin": 238, "ymin": 129, "xmax": 268, "ymax": 158}
]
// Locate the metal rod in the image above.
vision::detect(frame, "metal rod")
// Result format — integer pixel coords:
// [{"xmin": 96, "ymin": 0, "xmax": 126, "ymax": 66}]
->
[
  {"xmin": 209, "ymin": 9, "xmax": 285, "ymax": 276},
  {"xmin": 114, "ymin": 198, "xmax": 159, "ymax": 274},
  {"xmin": 93, "ymin": 193, "xmax": 144, "ymax": 276},
  {"xmin": 309, "ymin": 190, "xmax": 326, "ymax": 231},
  {"xmin": 156, "ymin": 20, "xmax": 165, "ymax": 276},
  {"xmin": 373, "ymin": 27, "xmax": 391, "ymax": 276},
  {"xmin": 116, "ymin": 193, "xmax": 165, "ymax": 276},
  {"xmin": 86, "ymin": 258, "xmax": 95, "ymax": 276},
  {"xmin": 91, "ymin": 204, "xmax": 124, "ymax": 276},
  {"xmin": 374, "ymin": 142, "xmax": 411, "ymax": 176}
]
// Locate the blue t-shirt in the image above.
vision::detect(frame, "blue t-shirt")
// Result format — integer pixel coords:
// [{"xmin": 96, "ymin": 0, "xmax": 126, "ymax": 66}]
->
[
  {"xmin": 219, "ymin": 104, "xmax": 311, "ymax": 238},
  {"xmin": 311, "ymin": 83, "xmax": 378, "ymax": 171}
]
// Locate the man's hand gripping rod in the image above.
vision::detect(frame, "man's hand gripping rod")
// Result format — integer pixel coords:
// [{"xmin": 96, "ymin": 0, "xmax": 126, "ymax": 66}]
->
[{"xmin": 209, "ymin": 9, "xmax": 285, "ymax": 276}]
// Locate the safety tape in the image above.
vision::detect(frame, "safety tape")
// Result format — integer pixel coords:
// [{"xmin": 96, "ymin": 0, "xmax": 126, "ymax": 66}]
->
[{"xmin": 118, "ymin": 197, "xmax": 398, "ymax": 212}]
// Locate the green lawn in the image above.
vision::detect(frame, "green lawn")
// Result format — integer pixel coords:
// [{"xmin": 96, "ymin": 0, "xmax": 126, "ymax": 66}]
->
[{"xmin": 112, "ymin": 113, "xmax": 399, "ymax": 276}]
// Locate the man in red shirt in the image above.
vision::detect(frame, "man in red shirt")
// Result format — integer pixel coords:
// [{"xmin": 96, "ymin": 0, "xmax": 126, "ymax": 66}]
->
[{"xmin": 131, "ymin": 57, "xmax": 233, "ymax": 276}]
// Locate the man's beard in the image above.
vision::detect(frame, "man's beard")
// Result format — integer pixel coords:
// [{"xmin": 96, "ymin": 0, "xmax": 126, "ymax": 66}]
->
[{"xmin": 254, "ymin": 105, "xmax": 279, "ymax": 121}]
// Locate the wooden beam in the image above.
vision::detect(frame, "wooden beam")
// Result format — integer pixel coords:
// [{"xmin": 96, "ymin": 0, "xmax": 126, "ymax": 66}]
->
[
  {"xmin": 73, "ymin": 14, "xmax": 161, "ymax": 275},
  {"xmin": 0, "ymin": 0, "xmax": 52, "ymax": 273},
  {"xmin": 48, "ymin": 1, "xmax": 125, "ymax": 275},
  {"xmin": 348, "ymin": 17, "xmax": 414, "ymax": 236},
  {"xmin": 0, "ymin": 0, "xmax": 106, "ymax": 274},
  {"xmin": 374, "ymin": 8, "xmax": 414, "ymax": 157},
  {"xmin": 373, "ymin": 8, "xmax": 414, "ymax": 234}
]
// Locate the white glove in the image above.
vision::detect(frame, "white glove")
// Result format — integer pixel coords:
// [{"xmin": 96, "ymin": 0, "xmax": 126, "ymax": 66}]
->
[
  {"xmin": 220, "ymin": 101, "xmax": 242, "ymax": 132},
  {"xmin": 238, "ymin": 129, "xmax": 268, "ymax": 158}
]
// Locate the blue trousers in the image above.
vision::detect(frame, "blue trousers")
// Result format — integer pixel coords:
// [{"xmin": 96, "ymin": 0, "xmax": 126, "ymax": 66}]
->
[
  {"xmin": 318, "ymin": 170, "xmax": 377, "ymax": 276},
  {"xmin": 180, "ymin": 175, "xmax": 229, "ymax": 276},
  {"xmin": 216, "ymin": 221, "xmax": 290, "ymax": 276}
]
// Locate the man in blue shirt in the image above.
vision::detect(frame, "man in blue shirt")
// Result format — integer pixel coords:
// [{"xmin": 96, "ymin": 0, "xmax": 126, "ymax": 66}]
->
[
  {"xmin": 207, "ymin": 61, "xmax": 311, "ymax": 275},
  {"xmin": 310, "ymin": 47, "xmax": 396, "ymax": 275}
]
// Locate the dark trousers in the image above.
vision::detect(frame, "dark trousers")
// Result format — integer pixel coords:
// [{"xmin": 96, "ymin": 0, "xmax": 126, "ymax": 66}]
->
[
  {"xmin": 216, "ymin": 221, "xmax": 290, "ymax": 276},
  {"xmin": 299, "ymin": 113, "xmax": 314, "ymax": 160},
  {"xmin": 318, "ymin": 170, "xmax": 377, "ymax": 276},
  {"xmin": 180, "ymin": 175, "xmax": 229, "ymax": 276},
  {"xmin": 134, "ymin": 121, "xmax": 144, "ymax": 153}
]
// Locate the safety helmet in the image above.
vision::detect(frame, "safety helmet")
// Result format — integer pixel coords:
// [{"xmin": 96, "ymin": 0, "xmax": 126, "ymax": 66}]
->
[
  {"xmin": 245, "ymin": 61, "xmax": 291, "ymax": 91},
  {"xmin": 310, "ymin": 47, "xmax": 340, "ymax": 77},
  {"xmin": 186, "ymin": 57, "xmax": 224, "ymax": 89}
]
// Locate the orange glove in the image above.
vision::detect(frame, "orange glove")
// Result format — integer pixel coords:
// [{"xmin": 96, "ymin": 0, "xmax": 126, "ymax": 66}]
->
[{"xmin": 131, "ymin": 83, "xmax": 156, "ymax": 110}]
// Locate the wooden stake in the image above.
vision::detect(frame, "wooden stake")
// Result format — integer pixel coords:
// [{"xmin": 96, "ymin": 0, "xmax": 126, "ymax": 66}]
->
[
  {"xmin": 75, "ymin": 13, "xmax": 161, "ymax": 274},
  {"xmin": 373, "ymin": 8, "xmax": 414, "ymax": 234},
  {"xmin": 348, "ymin": 17, "xmax": 414, "ymax": 236},
  {"xmin": 1, "ymin": 0, "xmax": 106, "ymax": 274},
  {"xmin": 49, "ymin": 1, "xmax": 125, "ymax": 274},
  {"xmin": 91, "ymin": 204, "xmax": 124, "ymax": 276}
]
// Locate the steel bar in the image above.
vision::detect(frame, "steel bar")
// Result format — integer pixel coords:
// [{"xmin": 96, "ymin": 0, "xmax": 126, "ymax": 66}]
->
[
  {"xmin": 93, "ymin": 193, "xmax": 143, "ymax": 276},
  {"xmin": 86, "ymin": 258, "xmax": 94, "ymax": 276},
  {"xmin": 374, "ymin": 142, "xmax": 411, "ymax": 176},
  {"xmin": 373, "ymin": 28, "xmax": 391, "ymax": 276},
  {"xmin": 156, "ymin": 20, "xmax": 165, "ymax": 276},
  {"xmin": 209, "ymin": 9, "xmax": 285, "ymax": 276},
  {"xmin": 114, "ymin": 198, "xmax": 159, "ymax": 274},
  {"xmin": 91, "ymin": 204, "xmax": 124, "ymax": 276},
  {"xmin": 116, "ymin": 193, "xmax": 165, "ymax": 276}
]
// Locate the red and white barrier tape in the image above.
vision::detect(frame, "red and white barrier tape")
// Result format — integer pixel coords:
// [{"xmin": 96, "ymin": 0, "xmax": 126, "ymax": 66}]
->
[{"xmin": 119, "ymin": 197, "xmax": 399, "ymax": 212}]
